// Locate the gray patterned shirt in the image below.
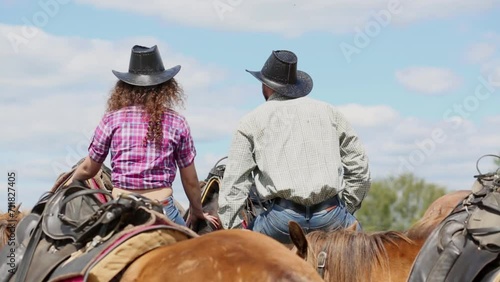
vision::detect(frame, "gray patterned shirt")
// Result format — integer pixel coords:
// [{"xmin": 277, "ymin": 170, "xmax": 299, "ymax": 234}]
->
[{"xmin": 218, "ymin": 93, "xmax": 371, "ymax": 229}]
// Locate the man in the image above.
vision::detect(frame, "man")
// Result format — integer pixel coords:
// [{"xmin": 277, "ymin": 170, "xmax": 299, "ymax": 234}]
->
[{"xmin": 217, "ymin": 50, "xmax": 371, "ymax": 244}]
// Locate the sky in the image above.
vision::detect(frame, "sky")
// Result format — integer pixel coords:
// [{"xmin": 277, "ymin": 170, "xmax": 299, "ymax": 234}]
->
[{"xmin": 0, "ymin": 0, "xmax": 499, "ymax": 210}]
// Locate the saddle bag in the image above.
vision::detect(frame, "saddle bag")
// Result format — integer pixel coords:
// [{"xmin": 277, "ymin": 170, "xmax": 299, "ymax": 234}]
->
[{"xmin": 407, "ymin": 172, "xmax": 500, "ymax": 282}]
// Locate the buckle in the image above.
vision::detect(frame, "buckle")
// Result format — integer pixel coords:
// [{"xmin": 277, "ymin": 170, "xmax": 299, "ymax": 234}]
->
[{"xmin": 317, "ymin": 251, "xmax": 327, "ymax": 268}]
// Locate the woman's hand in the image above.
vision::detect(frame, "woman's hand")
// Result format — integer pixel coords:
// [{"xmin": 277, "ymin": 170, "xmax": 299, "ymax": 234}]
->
[{"xmin": 187, "ymin": 212, "xmax": 221, "ymax": 230}]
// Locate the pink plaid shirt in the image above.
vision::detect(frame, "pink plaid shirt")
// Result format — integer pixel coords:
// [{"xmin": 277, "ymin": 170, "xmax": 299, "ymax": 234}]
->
[{"xmin": 88, "ymin": 106, "xmax": 196, "ymax": 190}]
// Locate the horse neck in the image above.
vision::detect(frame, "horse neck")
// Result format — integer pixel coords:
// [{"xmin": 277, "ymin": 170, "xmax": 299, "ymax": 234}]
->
[
  {"xmin": 308, "ymin": 230, "xmax": 415, "ymax": 282},
  {"xmin": 381, "ymin": 234, "xmax": 425, "ymax": 282}
]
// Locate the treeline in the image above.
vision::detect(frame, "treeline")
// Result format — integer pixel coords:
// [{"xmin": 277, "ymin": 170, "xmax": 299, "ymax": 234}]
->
[
  {"xmin": 356, "ymin": 173, "xmax": 450, "ymax": 232},
  {"xmin": 357, "ymin": 154, "xmax": 500, "ymax": 232}
]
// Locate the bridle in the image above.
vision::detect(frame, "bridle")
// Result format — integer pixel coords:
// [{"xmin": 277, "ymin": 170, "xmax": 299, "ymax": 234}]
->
[{"xmin": 316, "ymin": 248, "xmax": 328, "ymax": 278}]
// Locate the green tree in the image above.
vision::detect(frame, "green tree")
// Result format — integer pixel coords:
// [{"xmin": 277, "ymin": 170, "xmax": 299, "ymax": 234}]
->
[{"xmin": 356, "ymin": 173, "xmax": 447, "ymax": 232}]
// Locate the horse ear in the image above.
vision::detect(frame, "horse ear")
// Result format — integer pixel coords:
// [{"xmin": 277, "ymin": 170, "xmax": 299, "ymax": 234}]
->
[
  {"xmin": 288, "ymin": 221, "xmax": 308, "ymax": 259},
  {"xmin": 346, "ymin": 220, "xmax": 358, "ymax": 232}
]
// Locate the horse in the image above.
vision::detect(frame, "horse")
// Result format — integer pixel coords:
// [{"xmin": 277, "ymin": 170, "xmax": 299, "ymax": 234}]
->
[
  {"xmin": 0, "ymin": 160, "xmax": 322, "ymax": 282},
  {"xmin": 0, "ymin": 205, "xmax": 24, "ymax": 248},
  {"xmin": 289, "ymin": 189, "xmax": 473, "ymax": 282},
  {"xmin": 0, "ymin": 206, "xmax": 323, "ymax": 281},
  {"xmin": 119, "ymin": 229, "xmax": 324, "ymax": 282}
]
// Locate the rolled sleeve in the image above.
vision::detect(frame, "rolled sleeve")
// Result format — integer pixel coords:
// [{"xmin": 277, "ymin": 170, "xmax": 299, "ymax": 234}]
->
[
  {"xmin": 175, "ymin": 120, "xmax": 196, "ymax": 169},
  {"xmin": 88, "ymin": 115, "xmax": 112, "ymax": 164}
]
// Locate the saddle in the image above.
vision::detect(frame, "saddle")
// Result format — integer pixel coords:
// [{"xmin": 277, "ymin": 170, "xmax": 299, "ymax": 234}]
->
[
  {"xmin": 0, "ymin": 165, "xmax": 198, "ymax": 282},
  {"xmin": 407, "ymin": 164, "xmax": 500, "ymax": 282}
]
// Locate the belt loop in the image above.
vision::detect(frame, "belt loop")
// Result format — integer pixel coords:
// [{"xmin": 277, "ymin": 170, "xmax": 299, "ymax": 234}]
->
[{"xmin": 305, "ymin": 206, "xmax": 311, "ymax": 222}]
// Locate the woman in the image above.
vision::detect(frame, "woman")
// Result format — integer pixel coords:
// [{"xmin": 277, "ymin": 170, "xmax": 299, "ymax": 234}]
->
[{"xmin": 72, "ymin": 45, "xmax": 218, "ymax": 228}]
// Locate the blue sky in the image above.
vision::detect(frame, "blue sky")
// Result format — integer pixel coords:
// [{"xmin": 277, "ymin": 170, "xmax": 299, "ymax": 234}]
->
[{"xmin": 0, "ymin": 0, "xmax": 499, "ymax": 210}]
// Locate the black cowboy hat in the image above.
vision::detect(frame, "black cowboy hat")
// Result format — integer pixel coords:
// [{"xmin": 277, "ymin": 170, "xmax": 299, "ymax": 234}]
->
[
  {"xmin": 112, "ymin": 45, "xmax": 180, "ymax": 87},
  {"xmin": 246, "ymin": 50, "xmax": 313, "ymax": 98}
]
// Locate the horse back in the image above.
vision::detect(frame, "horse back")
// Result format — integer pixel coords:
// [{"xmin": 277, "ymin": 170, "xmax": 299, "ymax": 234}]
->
[{"xmin": 121, "ymin": 229, "xmax": 324, "ymax": 282}]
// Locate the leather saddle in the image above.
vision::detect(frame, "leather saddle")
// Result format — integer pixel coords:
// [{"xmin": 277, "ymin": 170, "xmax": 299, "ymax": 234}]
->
[
  {"xmin": 407, "ymin": 172, "xmax": 500, "ymax": 282},
  {"xmin": 0, "ymin": 174, "xmax": 192, "ymax": 282}
]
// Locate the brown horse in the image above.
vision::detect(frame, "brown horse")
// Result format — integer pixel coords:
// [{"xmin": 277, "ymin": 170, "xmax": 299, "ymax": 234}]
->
[
  {"xmin": 120, "ymin": 229, "xmax": 323, "ymax": 282},
  {"xmin": 289, "ymin": 189, "xmax": 472, "ymax": 282},
  {"xmin": 1, "ymin": 211, "xmax": 323, "ymax": 281},
  {"xmin": 405, "ymin": 189, "xmax": 470, "ymax": 241},
  {"xmin": 0, "ymin": 164, "xmax": 322, "ymax": 281}
]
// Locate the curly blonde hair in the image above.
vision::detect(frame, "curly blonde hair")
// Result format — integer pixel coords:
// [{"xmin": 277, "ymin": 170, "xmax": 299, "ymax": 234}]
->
[{"xmin": 106, "ymin": 79, "xmax": 185, "ymax": 146}]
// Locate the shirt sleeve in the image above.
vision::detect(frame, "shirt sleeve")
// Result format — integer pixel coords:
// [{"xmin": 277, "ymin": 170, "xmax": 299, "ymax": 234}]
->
[
  {"xmin": 88, "ymin": 114, "xmax": 112, "ymax": 164},
  {"xmin": 175, "ymin": 118, "xmax": 196, "ymax": 169},
  {"xmin": 335, "ymin": 110, "xmax": 371, "ymax": 214},
  {"xmin": 217, "ymin": 124, "xmax": 256, "ymax": 229}
]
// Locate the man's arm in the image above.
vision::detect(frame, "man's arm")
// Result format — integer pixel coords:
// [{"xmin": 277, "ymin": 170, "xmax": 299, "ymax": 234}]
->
[
  {"xmin": 218, "ymin": 127, "xmax": 256, "ymax": 229},
  {"xmin": 336, "ymin": 112, "xmax": 371, "ymax": 214}
]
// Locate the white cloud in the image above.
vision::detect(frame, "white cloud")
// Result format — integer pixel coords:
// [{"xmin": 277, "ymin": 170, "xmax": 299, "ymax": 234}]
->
[
  {"xmin": 0, "ymin": 24, "xmax": 246, "ymax": 208},
  {"xmin": 491, "ymin": 67, "xmax": 500, "ymax": 87},
  {"xmin": 0, "ymin": 24, "xmax": 239, "ymax": 145},
  {"xmin": 357, "ymin": 116, "xmax": 500, "ymax": 190},
  {"xmin": 465, "ymin": 43, "xmax": 496, "ymax": 64},
  {"xmin": 393, "ymin": 0, "xmax": 499, "ymax": 25},
  {"xmin": 395, "ymin": 67, "xmax": 462, "ymax": 94},
  {"xmin": 74, "ymin": 0, "xmax": 500, "ymax": 36},
  {"xmin": 1, "ymin": 23, "xmax": 498, "ymax": 213},
  {"xmin": 338, "ymin": 104, "xmax": 399, "ymax": 127},
  {"xmin": 484, "ymin": 115, "xmax": 500, "ymax": 125}
]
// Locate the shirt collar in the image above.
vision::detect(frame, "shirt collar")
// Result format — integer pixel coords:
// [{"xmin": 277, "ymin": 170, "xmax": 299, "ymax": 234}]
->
[{"xmin": 267, "ymin": 92, "xmax": 293, "ymax": 102}]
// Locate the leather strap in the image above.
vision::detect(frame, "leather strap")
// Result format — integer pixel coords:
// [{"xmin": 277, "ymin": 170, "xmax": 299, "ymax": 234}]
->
[
  {"xmin": 316, "ymin": 250, "xmax": 327, "ymax": 278},
  {"xmin": 0, "ymin": 243, "xmax": 25, "ymax": 282},
  {"xmin": 14, "ymin": 218, "xmax": 43, "ymax": 282},
  {"xmin": 427, "ymin": 235, "xmax": 464, "ymax": 282},
  {"xmin": 467, "ymin": 226, "xmax": 500, "ymax": 235},
  {"xmin": 60, "ymin": 187, "xmax": 111, "ymax": 210},
  {"xmin": 274, "ymin": 195, "xmax": 340, "ymax": 214}
]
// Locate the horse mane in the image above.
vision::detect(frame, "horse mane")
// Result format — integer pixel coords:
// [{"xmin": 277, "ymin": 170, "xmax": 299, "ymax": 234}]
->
[
  {"xmin": 306, "ymin": 229, "xmax": 413, "ymax": 282},
  {"xmin": 406, "ymin": 216, "xmax": 446, "ymax": 241}
]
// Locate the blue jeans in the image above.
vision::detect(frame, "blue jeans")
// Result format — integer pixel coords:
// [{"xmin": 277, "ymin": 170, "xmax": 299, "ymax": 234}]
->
[
  {"xmin": 250, "ymin": 198, "xmax": 361, "ymax": 244},
  {"xmin": 162, "ymin": 196, "xmax": 186, "ymax": 226}
]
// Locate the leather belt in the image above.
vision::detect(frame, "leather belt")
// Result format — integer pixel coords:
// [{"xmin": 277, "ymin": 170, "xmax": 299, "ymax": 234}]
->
[{"xmin": 274, "ymin": 195, "xmax": 340, "ymax": 214}]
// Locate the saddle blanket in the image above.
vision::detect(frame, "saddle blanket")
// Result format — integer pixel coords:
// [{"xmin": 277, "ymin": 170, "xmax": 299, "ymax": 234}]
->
[{"xmin": 47, "ymin": 224, "xmax": 193, "ymax": 282}]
